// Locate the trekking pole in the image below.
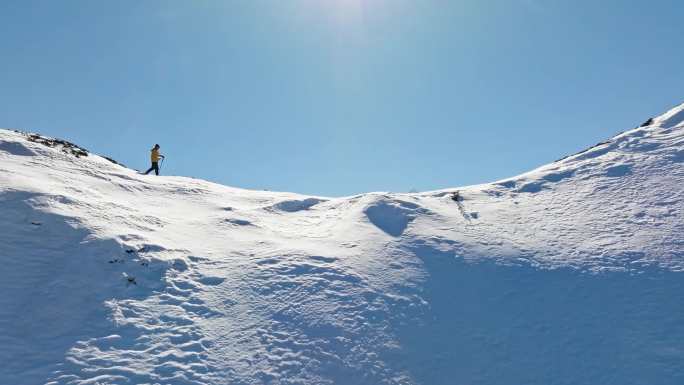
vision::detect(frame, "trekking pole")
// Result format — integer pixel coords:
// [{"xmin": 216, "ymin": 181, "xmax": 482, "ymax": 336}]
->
[{"xmin": 160, "ymin": 157, "xmax": 165, "ymax": 171}]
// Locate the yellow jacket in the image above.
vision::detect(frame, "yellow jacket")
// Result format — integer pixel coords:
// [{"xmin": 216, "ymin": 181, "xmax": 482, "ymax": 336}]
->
[{"xmin": 151, "ymin": 148, "xmax": 162, "ymax": 162}]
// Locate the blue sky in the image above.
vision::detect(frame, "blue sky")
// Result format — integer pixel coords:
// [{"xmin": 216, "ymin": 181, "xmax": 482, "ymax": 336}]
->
[{"xmin": 1, "ymin": 0, "xmax": 683, "ymax": 196}]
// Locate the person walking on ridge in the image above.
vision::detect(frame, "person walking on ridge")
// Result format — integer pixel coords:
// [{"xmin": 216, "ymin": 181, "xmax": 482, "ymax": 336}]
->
[{"xmin": 144, "ymin": 144, "xmax": 165, "ymax": 175}]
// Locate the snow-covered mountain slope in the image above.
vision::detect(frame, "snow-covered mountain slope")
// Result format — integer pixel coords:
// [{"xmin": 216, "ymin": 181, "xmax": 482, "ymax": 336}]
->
[{"xmin": 1, "ymin": 104, "xmax": 683, "ymax": 385}]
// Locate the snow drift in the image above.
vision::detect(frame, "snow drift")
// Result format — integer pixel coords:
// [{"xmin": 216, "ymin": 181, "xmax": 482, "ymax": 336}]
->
[{"xmin": 1, "ymin": 103, "xmax": 683, "ymax": 385}]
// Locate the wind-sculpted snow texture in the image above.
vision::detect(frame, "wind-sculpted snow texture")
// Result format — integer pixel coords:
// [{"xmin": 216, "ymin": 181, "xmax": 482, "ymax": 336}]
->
[{"xmin": 1, "ymin": 104, "xmax": 683, "ymax": 385}]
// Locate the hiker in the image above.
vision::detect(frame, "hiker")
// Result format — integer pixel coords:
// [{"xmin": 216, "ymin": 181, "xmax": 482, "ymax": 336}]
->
[
  {"xmin": 144, "ymin": 144, "xmax": 165, "ymax": 175},
  {"xmin": 451, "ymin": 191, "xmax": 460, "ymax": 202}
]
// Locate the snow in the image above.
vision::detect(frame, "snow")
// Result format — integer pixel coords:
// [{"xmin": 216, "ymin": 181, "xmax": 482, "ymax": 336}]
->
[{"xmin": 1, "ymin": 103, "xmax": 683, "ymax": 385}]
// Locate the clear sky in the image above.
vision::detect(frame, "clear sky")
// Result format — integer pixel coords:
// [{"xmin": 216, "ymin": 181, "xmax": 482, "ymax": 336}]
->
[{"xmin": 1, "ymin": 0, "xmax": 683, "ymax": 197}]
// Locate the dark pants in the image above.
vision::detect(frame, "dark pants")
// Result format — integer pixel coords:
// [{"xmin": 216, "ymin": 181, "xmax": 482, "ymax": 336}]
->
[{"xmin": 144, "ymin": 162, "xmax": 159, "ymax": 175}]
